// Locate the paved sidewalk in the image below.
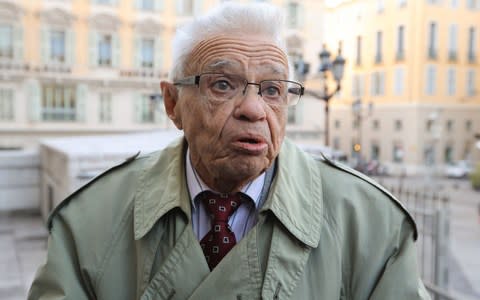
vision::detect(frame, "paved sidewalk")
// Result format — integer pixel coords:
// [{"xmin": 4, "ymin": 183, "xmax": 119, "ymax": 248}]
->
[{"xmin": 0, "ymin": 211, "xmax": 47, "ymax": 300}]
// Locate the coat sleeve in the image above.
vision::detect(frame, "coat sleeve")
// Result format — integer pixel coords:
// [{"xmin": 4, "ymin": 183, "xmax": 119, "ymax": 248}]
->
[
  {"xmin": 27, "ymin": 215, "xmax": 95, "ymax": 300},
  {"xmin": 368, "ymin": 219, "xmax": 431, "ymax": 300}
]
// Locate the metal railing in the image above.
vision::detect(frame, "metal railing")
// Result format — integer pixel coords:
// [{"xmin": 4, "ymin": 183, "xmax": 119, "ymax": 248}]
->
[{"xmin": 381, "ymin": 183, "xmax": 453, "ymax": 300}]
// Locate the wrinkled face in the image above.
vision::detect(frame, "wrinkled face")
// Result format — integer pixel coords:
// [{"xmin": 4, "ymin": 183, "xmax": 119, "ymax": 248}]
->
[{"xmin": 162, "ymin": 35, "xmax": 289, "ymax": 192}]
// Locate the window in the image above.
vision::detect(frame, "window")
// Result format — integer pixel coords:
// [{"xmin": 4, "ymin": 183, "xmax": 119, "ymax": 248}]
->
[
  {"xmin": 356, "ymin": 36, "xmax": 362, "ymax": 65},
  {"xmin": 334, "ymin": 119, "xmax": 341, "ymax": 129},
  {"xmin": 140, "ymin": 0, "xmax": 155, "ymax": 10},
  {"xmin": 176, "ymin": 0, "xmax": 194, "ymax": 15},
  {"xmin": 395, "ymin": 119, "xmax": 403, "ymax": 131},
  {"xmin": 394, "ymin": 67, "xmax": 404, "ymax": 96},
  {"xmin": 0, "ymin": 89, "xmax": 14, "ymax": 121},
  {"xmin": 392, "ymin": 142, "xmax": 404, "ymax": 163},
  {"xmin": 0, "ymin": 25, "xmax": 13, "ymax": 58},
  {"xmin": 450, "ymin": 0, "xmax": 459, "ymax": 8},
  {"xmin": 398, "ymin": 0, "xmax": 407, "ymax": 7},
  {"xmin": 50, "ymin": 30, "xmax": 66, "ymax": 63},
  {"xmin": 466, "ymin": 120, "xmax": 472, "ymax": 131},
  {"xmin": 137, "ymin": 94, "xmax": 157, "ymax": 123},
  {"xmin": 41, "ymin": 85, "xmax": 76, "ymax": 121},
  {"xmin": 371, "ymin": 143, "xmax": 380, "ymax": 160},
  {"xmin": 467, "ymin": 0, "xmax": 476, "ymax": 9},
  {"xmin": 376, "ymin": 0, "xmax": 384, "ymax": 12},
  {"xmin": 396, "ymin": 25, "xmax": 405, "ymax": 61},
  {"xmin": 466, "ymin": 69, "xmax": 475, "ymax": 96},
  {"xmin": 444, "ymin": 145, "xmax": 453, "ymax": 163},
  {"xmin": 141, "ymin": 38, "xmax": 154, "ymax": 68},
  {"xmin": 426, "ymin": 119, "xmax": 434, "ymax": 132},
  {"xmin": 372, "ymin": 119, "xmax": 380, "ymax": 130},
  {"xmin": 287, "ymin": 106, "xmax": 297, "ymax": 124},
  {"xmin": 425, "ymin": 65, "xmax": 436, "ymax": 95},
  {"xmin": 448, "ymin": 24, "xmax": 458, "ymax": 61},
  {"xmin": 375, "ymin": 31, "xmax": 383, "ymax": 63},
  {"xmin": 333, "ymin": 137, "xmax": 340, "ymax": 150},
  {"xmin": 447, "ymin": 68, "xmax": 456, "ymax": 96},
  {"xmin": 428, "ymin": 22, "xmax": 437, "ymax": 59},
  {"xmin": 98, "ymin": 34, "xmax": 112, "ymax": 66},
  {"xmin": 99, "ymin": 92, "xmax": 112, "ymax": 123},
  {"xmin": 468, "ymin": 27, "xmax": 476, "ymax": 63},
  {"xmin": 446, "ymin": 120, "xmax": 454, "ymax": 132},
  {"xmin": 371, "ymin": 72, "xmax": 385, "ymax": 96},
  {"xmin": 351, "ymin": 74, "xmax": 365, "ymax": 97},
  {"xmin": 287, "ymin": 2, "xmax": 300, "ymax": 28}
]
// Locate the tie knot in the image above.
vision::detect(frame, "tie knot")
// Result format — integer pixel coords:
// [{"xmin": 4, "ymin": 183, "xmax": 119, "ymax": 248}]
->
[{"xmin": 198, "ymin": 191, "xmax": 243, "ymax": 222}]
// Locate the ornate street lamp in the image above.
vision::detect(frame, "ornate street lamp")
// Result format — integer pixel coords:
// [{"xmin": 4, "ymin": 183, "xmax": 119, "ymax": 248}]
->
[{"xmin": 301, "ymin": 43, "xmax": 345, "ymax": 147}]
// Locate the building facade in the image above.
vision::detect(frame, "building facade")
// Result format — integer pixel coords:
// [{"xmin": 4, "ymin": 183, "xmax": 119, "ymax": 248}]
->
[
  {"xmin": 0, "ymin": 0, "xmax": 325, "ymax": 150},
  {"xmin": 320, "ymin": 0, "xmax": 480, "ymax": 174}
]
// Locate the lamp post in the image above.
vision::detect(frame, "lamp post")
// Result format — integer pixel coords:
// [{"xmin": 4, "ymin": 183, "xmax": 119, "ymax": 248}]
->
[
  {"xmin": 302, "ymin": 43, "xmax": 345, "ymax": 147},
  {"xmin": 352, "ymin": 98, "xmax": 373, "ymax": 170}
]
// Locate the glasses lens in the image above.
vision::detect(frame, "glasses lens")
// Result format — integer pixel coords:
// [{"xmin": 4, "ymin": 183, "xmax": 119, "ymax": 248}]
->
[
  {"xmin": 198, "ymin": 73, "xmax": 244, "ymax": 101},
  {"xmin": 260, "ymin": 80, "xmax": 302, "ymax": 106}
]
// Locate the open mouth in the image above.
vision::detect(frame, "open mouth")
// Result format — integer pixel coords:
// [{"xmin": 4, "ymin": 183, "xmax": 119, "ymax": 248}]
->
[{"xmin": 239, "ymin": 138, "xmax": 261, "ymax": 144}]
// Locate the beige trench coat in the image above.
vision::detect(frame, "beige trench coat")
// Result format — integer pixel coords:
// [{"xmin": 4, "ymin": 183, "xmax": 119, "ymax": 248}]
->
[{"xmin": 29, "ymin": 138, "xmax": 430, "ymax": 299}]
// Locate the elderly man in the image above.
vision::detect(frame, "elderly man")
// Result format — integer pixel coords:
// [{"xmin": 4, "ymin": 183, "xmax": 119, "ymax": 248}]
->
[{"xmin": 29, "ymin": 3, "xmax": 429, "ymax": 299}]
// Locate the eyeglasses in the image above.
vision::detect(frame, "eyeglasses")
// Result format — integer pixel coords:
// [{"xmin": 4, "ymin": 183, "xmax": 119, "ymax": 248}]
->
[{"xmin": 173, "ymin": 73, "xmax": 304, "ymax": 107}]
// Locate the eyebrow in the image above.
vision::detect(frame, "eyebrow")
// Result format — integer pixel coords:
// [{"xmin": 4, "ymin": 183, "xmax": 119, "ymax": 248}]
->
[{"xmin": 204, "ymin": 60, "xmax": 241, "ymax": 72}]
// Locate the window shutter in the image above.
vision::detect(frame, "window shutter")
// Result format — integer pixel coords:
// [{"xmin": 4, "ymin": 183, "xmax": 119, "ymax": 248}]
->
[
  {"xmin": 89, "ymin": 30, "xmax": 98, "ymax": 67},
  {"xmin": 13, "ymin": 25, "xmax": 23, "ymax": 62},
  {"xmin": 154, "ymin": 37, "xmax": 163, "ymax": 71},
  {"xmin": 41, "ymin": 26, "xmax": 50, "ymax": 64},
  {"xmin": 155, "ymin": 0, "xmax": 164, "ymax": 11},
  {"xmin": 112, "ymin": 33, "xmax": 121, "ymax": 68},
  {"xmin": 76, "ymin": 84, "xmax": 87, "ymax": 122},
  {"xmin": 28, "ymin": 80, "xmax": 41, "ymax": 122},
  {"xmin": 66, "ymin": 29, "xmax": 75, "ymax": 65}
]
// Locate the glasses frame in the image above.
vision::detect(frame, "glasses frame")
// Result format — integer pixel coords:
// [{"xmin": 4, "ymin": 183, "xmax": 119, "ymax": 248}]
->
[{"xmin": 173, "ymin": 72, "xmax": 305, "ymax": 107}]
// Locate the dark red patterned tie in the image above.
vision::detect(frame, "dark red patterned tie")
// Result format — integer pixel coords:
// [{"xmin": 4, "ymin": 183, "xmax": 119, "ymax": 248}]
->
[{"xmin": 198, "ymin": 191, "xmax": 243, "ymax": 270}]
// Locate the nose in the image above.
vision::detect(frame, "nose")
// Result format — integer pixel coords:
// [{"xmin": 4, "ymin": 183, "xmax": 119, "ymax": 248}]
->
[{"xmin": 233, "ymin": 84, "xmax": 267, "ymax": 122}]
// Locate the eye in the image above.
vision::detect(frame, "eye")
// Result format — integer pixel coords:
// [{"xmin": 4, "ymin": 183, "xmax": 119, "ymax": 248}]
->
[
  {"xmin": 212, "ymin": 80, "xmax": 232, "ymax": 91},
  {"xmin": 261, "ymin": 82, "xmax": 282, "ymax": 97}
]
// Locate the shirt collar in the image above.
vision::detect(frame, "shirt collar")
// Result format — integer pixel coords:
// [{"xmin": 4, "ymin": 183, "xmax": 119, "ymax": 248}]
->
[{"xmin": 185, "ymin": 148, "xmax": 265, "ymax": 209}]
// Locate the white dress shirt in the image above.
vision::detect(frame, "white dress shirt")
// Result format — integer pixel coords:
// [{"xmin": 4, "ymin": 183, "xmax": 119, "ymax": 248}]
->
[{"xmin": 186, "ymin": 149, "xmax": 265, "ymax": 242}]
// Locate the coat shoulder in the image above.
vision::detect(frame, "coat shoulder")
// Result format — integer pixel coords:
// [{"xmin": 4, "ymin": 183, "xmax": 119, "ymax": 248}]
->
[
  {"xmin": 47, "ymin": 151, "xmax": 149, "ymax": 231},
  {"xmin": 317, "ymin": 154, "xmax": 418, "ymax": 240}
]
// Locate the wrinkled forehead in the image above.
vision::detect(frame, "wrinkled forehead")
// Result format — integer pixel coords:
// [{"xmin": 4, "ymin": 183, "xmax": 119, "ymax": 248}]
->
[{"xmin": 184, "ymin": 35, "xmax": 289, "ymax": 79}]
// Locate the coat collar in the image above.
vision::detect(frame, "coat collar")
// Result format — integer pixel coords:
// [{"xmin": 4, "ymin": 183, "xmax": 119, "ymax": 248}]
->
[
  {"xmin": 261, "ymin": 139, "xmax": 323, "ymax": 248},
  {"xmin": 133, "ymin": 137, "xmax": 324, "ymax": 248},
  {"xmin": 134, "ymin": 137, "xmax": 191, "ymax": 240}
]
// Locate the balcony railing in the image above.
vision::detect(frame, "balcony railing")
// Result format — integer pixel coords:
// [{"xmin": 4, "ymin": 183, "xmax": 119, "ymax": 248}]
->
[{"xmin": 119, "ymin": 68, "xmax": 167, "ymax": 79}]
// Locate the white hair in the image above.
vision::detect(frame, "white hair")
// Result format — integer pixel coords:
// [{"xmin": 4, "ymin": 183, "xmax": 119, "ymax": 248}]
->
[{"xmin": 169, "ymin": 2, "xmax": 290, "ymax": 81}]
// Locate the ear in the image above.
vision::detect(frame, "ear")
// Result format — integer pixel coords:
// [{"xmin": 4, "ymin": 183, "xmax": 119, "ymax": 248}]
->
[{"xmin": 160, "ymin": 81, "xmax": 183, "ymax": 129}]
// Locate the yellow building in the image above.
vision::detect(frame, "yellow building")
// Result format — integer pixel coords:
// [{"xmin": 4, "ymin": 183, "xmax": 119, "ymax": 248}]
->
[
  {"xmin": 0, "ymin": 0, "xmax": 325, "ymax": 150},
  {"xmin": 321, "ymin": 0, "xmax": 480, "ymax": 174}
]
